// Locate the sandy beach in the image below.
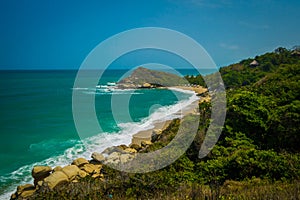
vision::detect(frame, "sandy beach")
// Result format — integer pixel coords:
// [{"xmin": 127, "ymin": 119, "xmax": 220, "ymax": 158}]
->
[
  {"xmin": 131, "ymin": 120, "xmax": 172, "ymax": 145},
  {"xmin": 171, "ymin": 86, "xmax": 207, "ymax": 94},
  {"xmin": 131, "ymin": 86, "xmax": 203, "ymax": 145}
]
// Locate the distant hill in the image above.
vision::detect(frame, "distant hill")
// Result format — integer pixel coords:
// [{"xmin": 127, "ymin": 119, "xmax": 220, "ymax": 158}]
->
[{"xmin": 118, "ymin": 67, "xmax": 189, "ymax": 88}]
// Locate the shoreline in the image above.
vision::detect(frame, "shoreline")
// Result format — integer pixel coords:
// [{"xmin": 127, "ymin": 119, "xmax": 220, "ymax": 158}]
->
[
  {"xmin": 169, "ymin": 85, "xmax": 207, "ymax": 94},
  {"xmin": 131, "ymin": 86, "xmax": 205, "ymax": 146}
]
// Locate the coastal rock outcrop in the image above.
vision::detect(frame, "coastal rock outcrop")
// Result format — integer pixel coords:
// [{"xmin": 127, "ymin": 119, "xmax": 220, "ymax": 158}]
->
[
  {"xmin": 95, "ymin": 144, "xmax": 138, "ymax": 166},
  {"xmin": 61, "ymin": 165, "xmax": 81, "ymax": 181},
  {"xmin": 32, "ymin": 166, "xmax": 52, "ymax": 185},
  {"xmin": 104, "ymin": 152, "xmax": 135, "ymax": 165},
  {"xmin": 44, "ymin": 171, "xmax": 69, "ymax": 189},
  {"xmin": 53, "ymin": 166, "xmax": 63, "ymax": 172},
  {"xmin": 11, "ymin": 160, "xmax": 105, "ymax": 199},
  {"xmin": 14, "ymin": 184, "xmax": 36, "ymax": 199},
  {"xmin": 80, "ymin": 163, "xmax": 102, "ymax": 174},
  {"xmin": 72, "ymin": 158, "xmax": 89, "ymax": 167},
  {"xmin": 91, "ymin": 152, "xmax": 105, "ymax": 163}
]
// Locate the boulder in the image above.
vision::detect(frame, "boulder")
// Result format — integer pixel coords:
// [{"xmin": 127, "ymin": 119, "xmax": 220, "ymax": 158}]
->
[
  {"xmin": 17, "ymin": 184, "xmax": 35, "ymax": 196},
  {"xmin": 91, "ymin": 152, "xmax": 105, "ymax": 163},
  {"xmin": 53, "ymin": 166, "xmax": 62, "ymax": 172},
  {"xmin": 129, "ymin": 143, "xmax": 142, "ymax": 151},
  {"xmin": 44, "ymin": 171, "xmax": 69, "ymax": 189},
  {"xmin": 72, "ymin": 158, "xmax": 89, "ymax": 167},
  {"xmin": 32, "ymin": 166, "xmax": 52, "ymax": 180},
  {"xmin": 20, "ymin": 189, "xmax": 36, "ymax": 198},
  {"xmin": 61, "ymin": 165, "xmax": 81, "ymax": 181},
  {"xmin": 80, "ymin": 164, "xmax": 102, "ymax": 174},
  {"xmin": 78, "ymin": 170, "xmax": 88, "ymax": 178}
]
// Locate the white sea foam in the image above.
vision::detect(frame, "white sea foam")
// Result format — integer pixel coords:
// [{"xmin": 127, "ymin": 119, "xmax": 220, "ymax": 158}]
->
[
  {"xmin": 0, "ymin": 88, "xmax": 198, "ymax": 199},
  {"xmin": 74, "ymin": 86, "xmax": 143, "ymax": 95}
]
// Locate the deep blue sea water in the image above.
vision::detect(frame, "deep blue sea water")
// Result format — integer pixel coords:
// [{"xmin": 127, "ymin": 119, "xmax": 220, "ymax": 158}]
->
[{"xmin": 0, "ymin": 69, "xmax": 199, "ymax": 198}]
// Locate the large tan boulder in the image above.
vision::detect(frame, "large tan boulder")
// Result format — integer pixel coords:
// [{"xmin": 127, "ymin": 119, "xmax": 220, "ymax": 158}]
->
[
  {"xmin": 32, "ymin": 166, "xmax": 52, "ymax": 185},
  {"xmin": 16, "ymin": 184, "xmax": 35, "ymax": 196},
  {"xmin": 72, "ymin": 158, "xmax": 89, "ymax": 167},
  {"xmin": 53, "ymin": 166, "xmax": 62, "ymax": 172},
  {"xmin": 32, "ymin": 166, "xmax": 52, "ymax": 180},
  {"xmin": 44, "ymin": 171, "xmax": 69, "ymax": 189},
  {"xmin": 78, "ymin": 170, "xmax": 88, "ymax": 178},
  {"xmin": 20, "ymin": 188, "xmax": 36, "ymax": 198},
  {"xmin": 80, "ymin": 164, "xmax": 102, "ymax": 174},
  {"xmin": 61, "ymin": 165, "xmax": 81, "ymax": 181},
  {"xmin": 91, "ymin": 152, "xmax": 105, "ymax": 163}
]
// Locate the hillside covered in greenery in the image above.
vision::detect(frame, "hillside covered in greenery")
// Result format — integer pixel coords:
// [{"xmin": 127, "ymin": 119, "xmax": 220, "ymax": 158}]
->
[
  {"xmin": 24, "ymin": 47, "xmax": 300, "ymax": 199},
  {"xmin": 118, "ymin": 67, "xmax": 188, "ymax": 87}
]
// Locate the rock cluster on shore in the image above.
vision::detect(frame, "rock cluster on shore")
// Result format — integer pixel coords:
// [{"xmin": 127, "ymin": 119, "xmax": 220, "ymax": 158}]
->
[
  {"xmin": 10, "ymin": 138, "xmax": 158, "ymax": 200},
  {"xmin": 10, "ymin": 157, "xmax": 103, "ymax": 199}
]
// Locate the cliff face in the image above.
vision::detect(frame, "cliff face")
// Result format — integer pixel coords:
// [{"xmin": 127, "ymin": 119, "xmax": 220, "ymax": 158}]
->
[{"xmin": 118, "ymin": 67, "xmax": 189, "ymax": 88}]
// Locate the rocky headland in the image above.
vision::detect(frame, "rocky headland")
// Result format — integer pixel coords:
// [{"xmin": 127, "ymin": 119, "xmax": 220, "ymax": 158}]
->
[{"xmin": 117, "ymin": 67, "xmax": 190, "ymax": 89}]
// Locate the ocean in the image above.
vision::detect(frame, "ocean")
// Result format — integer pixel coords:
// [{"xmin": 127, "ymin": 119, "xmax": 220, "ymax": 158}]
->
[{"xmin": 0, "ymin": 69, "xmax": 199, "ymax": 198}]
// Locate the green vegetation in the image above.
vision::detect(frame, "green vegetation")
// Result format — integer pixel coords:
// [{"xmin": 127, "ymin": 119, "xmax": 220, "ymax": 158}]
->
[
  {"xmin": 119, "ymin": 67, "xmax": 189, "ymax": 87},
  {"xmin": 29, "ymin": 47, "xmax": 300, "ymax": 199}
]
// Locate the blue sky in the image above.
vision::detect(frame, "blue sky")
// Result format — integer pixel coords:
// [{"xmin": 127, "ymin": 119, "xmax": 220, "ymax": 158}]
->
[{"xmin": 0, "ymin": 0, "xmax": 299, "ymax": 69}]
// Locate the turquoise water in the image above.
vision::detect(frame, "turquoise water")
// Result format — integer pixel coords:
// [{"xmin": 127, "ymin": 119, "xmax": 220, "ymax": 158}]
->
[{"xmin": 0, "ymin": 69, "xmax": 198, "ymax": 197}]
